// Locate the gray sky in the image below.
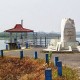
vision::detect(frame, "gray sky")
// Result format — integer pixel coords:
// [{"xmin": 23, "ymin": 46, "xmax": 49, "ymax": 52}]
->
[{"xmin": 0, "ymin": 0, "xmax": 80, "ymax": 32}]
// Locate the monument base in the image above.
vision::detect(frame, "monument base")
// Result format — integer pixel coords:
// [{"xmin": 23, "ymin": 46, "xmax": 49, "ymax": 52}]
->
[{"xmin": 61, "ymin": 42, "xmax": 79, "ymax": 49}]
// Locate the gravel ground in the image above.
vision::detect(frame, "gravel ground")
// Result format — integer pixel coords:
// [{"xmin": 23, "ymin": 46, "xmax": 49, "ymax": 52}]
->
[{"xmin": 3, "ymin": 47, "xmax": 80, "ymax": 78}]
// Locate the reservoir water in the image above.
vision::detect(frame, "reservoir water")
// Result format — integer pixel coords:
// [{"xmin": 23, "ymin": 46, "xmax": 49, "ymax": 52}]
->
[{"xmin": 0, "ymin": 40, "xmax": 6, "ymax": 50}]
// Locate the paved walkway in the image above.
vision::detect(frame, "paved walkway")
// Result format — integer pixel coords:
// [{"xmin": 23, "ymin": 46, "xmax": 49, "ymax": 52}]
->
[{"xmin": 3, "ymin": 47, "xmax": 80, "ymax": 78}]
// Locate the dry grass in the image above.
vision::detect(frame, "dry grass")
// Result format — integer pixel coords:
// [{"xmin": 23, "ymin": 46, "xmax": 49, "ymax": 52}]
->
[{"xmin": 0, "ymin": 56, "xmax": 79, "ymax": 80}]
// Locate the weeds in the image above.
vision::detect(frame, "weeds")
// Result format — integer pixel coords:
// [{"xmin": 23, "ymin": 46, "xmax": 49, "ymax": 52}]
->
[{"xmin": 0, "ymin": 56, "xmax": 79, "ymax": 80}]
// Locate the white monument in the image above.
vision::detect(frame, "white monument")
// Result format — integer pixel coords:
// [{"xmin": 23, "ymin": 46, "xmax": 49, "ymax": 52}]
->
[
  {"xmin": 43, "ymin": 18, "xmax": 79, "ymax": 52},
  {"xmin": 60, "ymin": 18, "xmax": 78, "ymax": 50},
  {"xmin": 61, "ymin": 18, "xmax": 76, "ymax": 42}
]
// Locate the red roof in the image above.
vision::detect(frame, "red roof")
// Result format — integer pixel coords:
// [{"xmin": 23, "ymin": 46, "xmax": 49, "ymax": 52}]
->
[{"xmin": 5, "ymin": 24, "xmax": 34, "ymax": 32}]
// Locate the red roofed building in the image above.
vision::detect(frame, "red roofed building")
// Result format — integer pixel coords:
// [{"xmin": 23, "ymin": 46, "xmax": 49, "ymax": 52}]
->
[
  {"xmin": 4, "ymin": 24, "xmax": 34, "ymax": 50},
  {"xmin": 5, "ymin": 24, "xmax": 34, "ymax": 32}
]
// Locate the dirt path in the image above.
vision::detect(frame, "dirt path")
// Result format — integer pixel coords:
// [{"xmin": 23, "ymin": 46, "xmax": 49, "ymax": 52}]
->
[{"xmin": 3, "ymin": 47, "xmax": 80, "ymax": 78}]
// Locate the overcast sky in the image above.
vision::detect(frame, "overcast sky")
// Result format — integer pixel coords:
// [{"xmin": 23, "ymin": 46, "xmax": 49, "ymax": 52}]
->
[{"xmin": 0, "ymin": 0, "xmax": 80, "ymax": 32}]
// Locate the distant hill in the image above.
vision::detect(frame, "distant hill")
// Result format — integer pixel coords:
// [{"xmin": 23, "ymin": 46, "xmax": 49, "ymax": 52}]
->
[
  {"xmin": 32, "ymin": 32, "xmax": 60, "ymax": 39},
  {"xmin": 1, "ymin": 31, "xmax": 80, "ymax": 39},
  {"xmin": 0, "ymin": 32, "xmax": 60, "ymax": 39}
]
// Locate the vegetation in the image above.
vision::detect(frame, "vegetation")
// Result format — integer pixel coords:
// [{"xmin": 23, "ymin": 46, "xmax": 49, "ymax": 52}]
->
[{"xmin": 0, "ymin": 56, "xmax": 79, "ymax": 80}]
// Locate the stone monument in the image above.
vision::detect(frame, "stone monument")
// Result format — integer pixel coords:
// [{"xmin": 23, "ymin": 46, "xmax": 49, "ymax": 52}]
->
[
  {"xmin": 43, "ymin": 18, "xmax": 79, "ymax": 52},
  {"xmin": 60, "ymin": 18, "xmax": 78, "ymax": 50},
  {"xmin": 61, "ymin": 18, "xmax": 76, "ymax": 42}
]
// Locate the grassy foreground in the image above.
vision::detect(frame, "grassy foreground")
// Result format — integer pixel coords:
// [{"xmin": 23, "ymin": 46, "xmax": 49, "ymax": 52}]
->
[{"xmin": 0, "ymin": 56, "xmax": 79, "ymax": 80}]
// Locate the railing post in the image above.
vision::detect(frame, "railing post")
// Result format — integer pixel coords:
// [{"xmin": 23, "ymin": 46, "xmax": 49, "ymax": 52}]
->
[
  {"xmin": 45, "ymin": 54, "xmax": 49, "ymax": 64},
  {"xmin": 34, "ymin": 51, "xmax": 38, "ymax": 59},
  {"xmin": 26, "ymin": 42, "xmax": 28, "ymax": 48},
  {"xmin": 45, "ymin": 68, "xmax": 52, "ymax": 80},
  {"xmin": 40, "ymin": 37, "xmax": 42, "ymax": 46},
  {"xmin": 45, "ymin": 37, "xmax": 46, "ymax": 47},
  {"xmin": 54, "ymin": 56, "xmax": 59, "ymax": 67},
  {"xmin": 20, "ymin": 51, "xmax": 23, "ymax": 59},
  {"xmin": 57, "ymin": 61, "xmax": 62, "ymax": 76},
  {"xmin": 18, "ymin": 43, "xmax": 21, "ymax": 49},
  {"xmin": 6, "ymin": 44, "xmax": 8, "ymax": 50},
  {"xmin": 0, "ymin": 50, "xmax": 3, "ymax": 57}
]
